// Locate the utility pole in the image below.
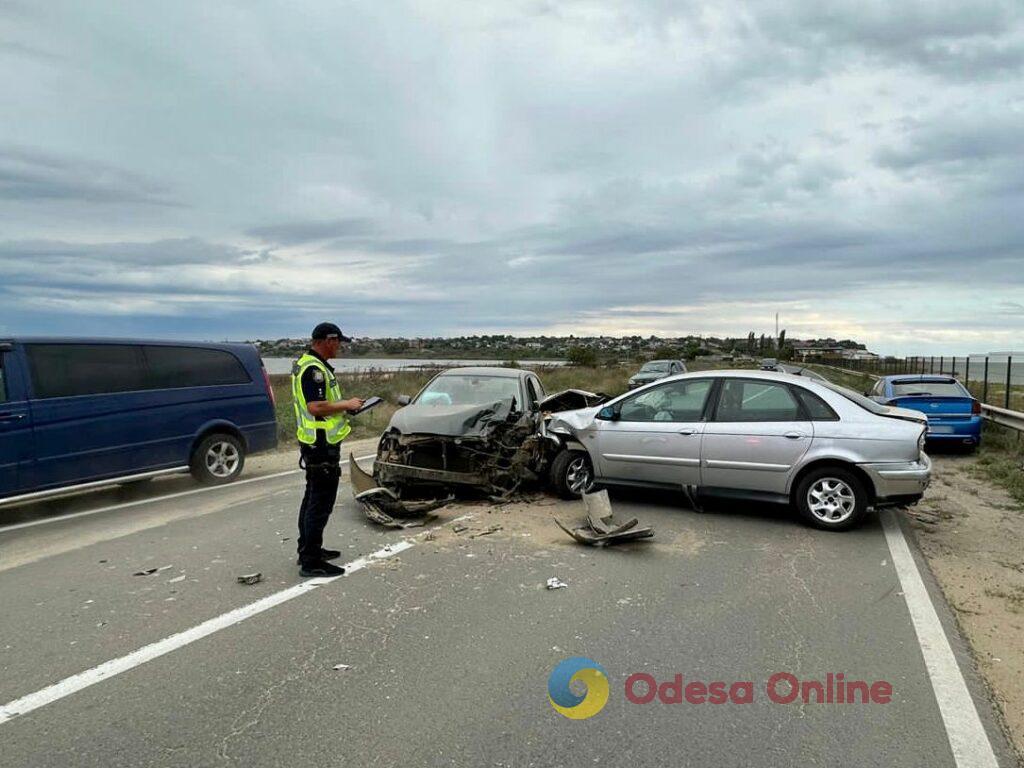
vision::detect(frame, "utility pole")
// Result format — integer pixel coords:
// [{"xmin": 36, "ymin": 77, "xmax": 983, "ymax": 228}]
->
[{"xmin": 775, "ymin": 312, "xmax": 779, "ymax": 343}]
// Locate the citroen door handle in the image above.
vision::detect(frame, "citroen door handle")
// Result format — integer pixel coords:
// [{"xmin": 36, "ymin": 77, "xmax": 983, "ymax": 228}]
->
[
  {"xmin": 678, "ymin": 428, "xmax": 697, "ymax": 435},
  {"xmin": 0, "ymin": 412, "xmax": 25, "ymax": 423},
  {"xmin": 784, "ymin": 431, "xmax": 804, "ymax": 439}
]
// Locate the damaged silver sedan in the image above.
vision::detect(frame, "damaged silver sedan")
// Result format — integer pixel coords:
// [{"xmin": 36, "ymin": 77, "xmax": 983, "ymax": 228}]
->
[{"xmin": 372, "ymin": 367, "xmax": 606, "ymax": 507}]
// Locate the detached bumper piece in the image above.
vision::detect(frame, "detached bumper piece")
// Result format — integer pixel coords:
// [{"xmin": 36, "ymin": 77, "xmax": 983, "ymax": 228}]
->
[
  {"xmin": 349, "ymin": 453, "xmax": 451, "ymax": 529},
  {"xmin": 555, "ymin": 490, "xmax": 654, "ymax": 547}
]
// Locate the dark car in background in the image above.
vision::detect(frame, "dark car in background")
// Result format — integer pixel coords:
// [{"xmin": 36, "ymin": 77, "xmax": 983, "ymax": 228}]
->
[
  {"xmin": 868, "ymin": 374, "xmax": 982, "ymax": 449},
  {"xmin": 0, "ymin": 338, "xmax": 278, "ymax": 507},
  {"xmin": 628, "ymin": 359, "xmax": 687, "ymax": 389}
]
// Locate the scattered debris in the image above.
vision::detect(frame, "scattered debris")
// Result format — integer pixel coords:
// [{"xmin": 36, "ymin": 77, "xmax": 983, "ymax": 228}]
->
[
  {"xmin": 469, "ymin": 524, "xmax": 502, "ymax": 539},
  {"xmin": 546, "ymin": 577, "xmax": 569, "ymax": 590},
  {"xmin": 332, "ymin": 663, "xmax": 352, "ymax": 671},
  {"xmin": 555, "ymin": 490, "xmax": 654, "ymax": 547},
  {"xmin": 168, "ymin": 574, "xmax": 186, "ymax": 583},
  {"xmin": 349, "ymin": 452, "xmax": 451, "ymax": 528},
  {"xmin": 451, "ymin": 523, "xmax": 469, "ymax": 534},
  {"xmin": 236, "ymin": 572, "xmax": 262, "ymax": 585},
  {"xmin": 132, "ymin": 568, "xmax": 159, "ymax": 577}
]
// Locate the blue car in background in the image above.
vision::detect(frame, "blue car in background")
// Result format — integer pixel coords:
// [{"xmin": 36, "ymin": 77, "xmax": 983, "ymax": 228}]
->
[
  {"xmin": 868, "ymin": 374, "xmax": 982, "ymax": 449},
  {"xmin": 0, "ymin": 338, "xmax": 278, "ymax": 507}
]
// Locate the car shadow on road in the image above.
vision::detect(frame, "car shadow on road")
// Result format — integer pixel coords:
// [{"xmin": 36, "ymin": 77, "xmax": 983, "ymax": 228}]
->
[{"xmin": 599, "ymin": 485, "xmax": 889, "ymax": 538}]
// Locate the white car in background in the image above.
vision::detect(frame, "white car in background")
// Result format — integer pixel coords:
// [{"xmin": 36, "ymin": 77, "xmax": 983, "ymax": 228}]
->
[{"xmin": 547, "ymin": 370, "xmax": 931, "ymax": 531}]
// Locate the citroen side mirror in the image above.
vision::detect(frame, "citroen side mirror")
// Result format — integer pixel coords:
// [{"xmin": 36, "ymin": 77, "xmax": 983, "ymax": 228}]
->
[
  {"xmin": 397, "ymin": 395, "xmax": 411, "ymax": 406},
  {"xmin": 596, "ymin": 405, "xmax": 619, "ymax": 421}
]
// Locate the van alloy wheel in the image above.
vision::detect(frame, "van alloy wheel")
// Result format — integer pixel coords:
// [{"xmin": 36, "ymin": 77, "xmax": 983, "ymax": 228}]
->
[
  {"xmin": 206, "ymin": 441, "xmax": 240, "ymax": 478},
  {"xmin": 806, "ymin": 477, "xmax": 856, "ymax": 524}
]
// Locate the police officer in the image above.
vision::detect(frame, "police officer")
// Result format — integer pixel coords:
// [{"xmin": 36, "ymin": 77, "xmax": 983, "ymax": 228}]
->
[{"xmin": 292, "ymin": 322, "xmax": 364, "ymax": 576}]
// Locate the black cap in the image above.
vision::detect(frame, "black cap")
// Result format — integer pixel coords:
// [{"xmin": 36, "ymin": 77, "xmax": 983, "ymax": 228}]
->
[{"xmin": 311, "ymin": 322, "xmax": 352, "ymax": 342}]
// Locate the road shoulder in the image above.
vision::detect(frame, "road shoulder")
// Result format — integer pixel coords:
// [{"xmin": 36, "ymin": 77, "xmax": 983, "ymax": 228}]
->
[{"xmin": 906, "ymin": 453, "xmax": 1024, "ymax": 765}]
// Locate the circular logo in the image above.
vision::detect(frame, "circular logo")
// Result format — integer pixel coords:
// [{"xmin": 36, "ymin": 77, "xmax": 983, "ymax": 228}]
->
[{"xmin": 547, "ymin": 657, "xmax": 609, "ymax": 720}]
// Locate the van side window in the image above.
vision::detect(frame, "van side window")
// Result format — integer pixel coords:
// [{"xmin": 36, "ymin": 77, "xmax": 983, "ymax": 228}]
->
[
  {"xmin": 27, "ymin": 344, "xmax": 147, "ymax": 399},
  {"xmin": 0, "ymin": 353, "xmax": 7, "ymax": 403},
  {"xmin": 794, "ymin": 388, "xmax": 839, "ymax": 421},
  {"xmin": 143, "ymin": 346, "xmax": 249, "ymax": 389}
]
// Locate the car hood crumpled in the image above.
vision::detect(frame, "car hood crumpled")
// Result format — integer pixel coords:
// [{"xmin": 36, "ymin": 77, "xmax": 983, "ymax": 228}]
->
[
  {"xmin": 385, "ymin": 399, "xmax": 517, "ymax": 438},
  {"xmin": 538, "ymin": 388, "xmax": 608, "ymax": 413},
  {"xmin": 546, "ymin": 405, "xmax": 602, "ymax": 436}
]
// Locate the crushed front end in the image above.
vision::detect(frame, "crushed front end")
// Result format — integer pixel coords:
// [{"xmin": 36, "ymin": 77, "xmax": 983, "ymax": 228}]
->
[{"xmin": 375, "ymin": 399, "xmax": 547, "ymax": 500}]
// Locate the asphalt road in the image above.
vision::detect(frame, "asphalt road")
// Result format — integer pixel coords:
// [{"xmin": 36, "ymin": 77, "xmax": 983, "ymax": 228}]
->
[{"xmin": 0, "ymin": 457, "xmax": 1017, "ymax": 767}]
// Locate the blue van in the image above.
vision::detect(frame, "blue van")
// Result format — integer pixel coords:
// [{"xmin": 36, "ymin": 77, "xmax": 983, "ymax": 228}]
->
[{"xmin": 0, "ymin": 338, "xmax": 278, "ymax": 506}]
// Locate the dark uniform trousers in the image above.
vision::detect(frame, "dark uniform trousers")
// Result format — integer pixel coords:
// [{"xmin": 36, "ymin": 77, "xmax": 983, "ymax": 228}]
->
[{"xmin": 297, "ymin": 447, "xmax": 341, "ymax": 566}]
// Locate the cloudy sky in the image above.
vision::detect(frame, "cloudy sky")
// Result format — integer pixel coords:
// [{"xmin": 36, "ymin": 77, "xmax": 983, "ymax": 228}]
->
[{"xmin": 1, "ymin": 1, "xmax": 1023, "ymax": 354}]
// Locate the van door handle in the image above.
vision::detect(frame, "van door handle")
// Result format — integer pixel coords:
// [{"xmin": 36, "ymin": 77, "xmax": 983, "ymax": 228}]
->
[
  {"xmin": 678, "ymin": 428, "xmax": 697, "ymax": 435},
  {"xmin": 0, "ymin": 412, "xmax": 25, "ymax": 423},
  {"xmin": 784, "ymin": 431, "xmax": 804, "ymax": 439}
]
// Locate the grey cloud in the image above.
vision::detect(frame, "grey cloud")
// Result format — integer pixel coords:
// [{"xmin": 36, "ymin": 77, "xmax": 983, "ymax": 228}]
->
[
  {"xmin": 0, "ymin": 147, "xmax": 180, "ymax": 207},
  {"xmin": 875, "ymin": 113, "xmax": 1024, "ymax": 171},
  {"xmin": 247, "ymin": 218, "xmax": 377, "ymax": 245},
  {"xmin": 759, "ymin": 0, "xmax": 1024, "ymax": 80},
  {"xmin": 0, "ymin": 40, "xmax": 63, "ymax": 63},
  {"xmin": 0, "ymin": 237, "xmax": 265, "ymax": 267}
]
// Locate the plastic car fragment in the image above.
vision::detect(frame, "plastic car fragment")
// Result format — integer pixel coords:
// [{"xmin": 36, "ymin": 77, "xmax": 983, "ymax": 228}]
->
[
  {"xmin": 349, "ymin": 453, "xmax": 451, "ymax": 528},
  {"xmin": 554, "ymin": 490, "xmax": 654, "ymax": 546}
]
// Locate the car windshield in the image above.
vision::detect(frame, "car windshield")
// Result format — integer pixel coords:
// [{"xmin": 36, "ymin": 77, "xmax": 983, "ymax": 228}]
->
[
  {"xmin": 640, "ymin": 362, "xmax": 670, "ymax": 372},
  {"xmin": 819, "ymin": 381, "xmax": 891, "ymax": 415},
  {"xmin": 891, "ymin": 380, "xmax": 965, "ymax": 397},
  {"xmin": 415, "ymin": 374, "xmax": 520, "ymax": 407}
]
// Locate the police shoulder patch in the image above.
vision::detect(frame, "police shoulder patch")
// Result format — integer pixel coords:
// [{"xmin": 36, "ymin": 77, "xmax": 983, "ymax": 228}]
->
[{"xmin": 312, "ymin": 370, "xmax": 325, "ymax": 383}]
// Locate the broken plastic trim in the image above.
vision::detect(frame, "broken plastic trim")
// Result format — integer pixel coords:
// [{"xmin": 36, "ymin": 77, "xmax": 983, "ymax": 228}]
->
[
  {"xmin": 349, "ymin": 453, "xmax": 452, "ymax": 528},
  {"xmin": 554, "ymin": 490, "xmax": 654, "ymax": 546}
]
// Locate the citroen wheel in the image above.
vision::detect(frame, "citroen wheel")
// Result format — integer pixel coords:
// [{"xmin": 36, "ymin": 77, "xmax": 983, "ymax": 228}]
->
[
  {"xmin": 190, "ymin": 433, "xmax": 245, "ymax": 485},
  {"xmin": 794, "ymin": 467, "xmax": 867, "ymax": 531},
  {"xmin": 550, "ymin": 449, "xmax": 596, "ymax": 499}
]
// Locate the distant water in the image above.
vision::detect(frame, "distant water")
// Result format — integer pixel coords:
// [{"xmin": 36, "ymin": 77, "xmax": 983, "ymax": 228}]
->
[{"xmin": 261, "ymin": 356, "xmax": 566, "ymax": 375}]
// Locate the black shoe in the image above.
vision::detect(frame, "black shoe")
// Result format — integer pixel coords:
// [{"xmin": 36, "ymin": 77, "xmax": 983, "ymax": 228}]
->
[
  {"xmin": 295, "ymin": 548, "xmax": 342, "ymax": 565},
  {"xmin": 299, "ymin": 561, "xmax": 346, "ymax": 577}
]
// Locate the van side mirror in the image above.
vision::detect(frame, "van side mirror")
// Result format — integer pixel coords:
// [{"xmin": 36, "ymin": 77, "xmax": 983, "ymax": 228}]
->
[
  {"xmin": 397, "ymin": 395, "xmax": 411, "ymax": 406},
  {"xmin": 596, "ymin": 405, "xmax": 619, "ymax": 421}
]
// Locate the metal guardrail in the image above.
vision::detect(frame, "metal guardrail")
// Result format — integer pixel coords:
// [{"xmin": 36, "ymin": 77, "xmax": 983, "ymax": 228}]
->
[
  {"xmin": 981, "ymin": 404, "xmax": 1024, "ymax": 434},
  {"xmin": 806, "ymin": 364, "xmax": 1024, "ymax": 435}
]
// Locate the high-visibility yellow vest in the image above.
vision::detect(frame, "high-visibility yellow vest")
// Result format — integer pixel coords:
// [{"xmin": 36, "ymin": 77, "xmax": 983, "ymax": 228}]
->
[{"xmin": 291, "ymin": 353, "xmax": 351, "ymax": 445}]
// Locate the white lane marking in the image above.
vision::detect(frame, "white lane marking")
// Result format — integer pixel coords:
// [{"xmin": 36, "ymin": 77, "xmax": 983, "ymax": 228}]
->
[
  {"xmin": 881, "ymin": 510, "xmax": 1000, "ymax": 768},
  {"xmin": 0, "ymin": 513, "xmax": 471, "ymax": 726},
  {"xmin": 0, "ymin": 454, "xmax": 379, "ymax": 534}
]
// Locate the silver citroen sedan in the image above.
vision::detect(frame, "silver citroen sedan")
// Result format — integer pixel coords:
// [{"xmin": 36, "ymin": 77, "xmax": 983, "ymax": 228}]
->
[{"xmin": 546, "ymin": 370, "xmax": 931, "ymax": 531}]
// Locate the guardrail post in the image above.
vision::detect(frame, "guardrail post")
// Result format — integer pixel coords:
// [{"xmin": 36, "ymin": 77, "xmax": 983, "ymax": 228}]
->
[
  {"xmin": 964, "ymin": 356, "xmax": 971, "ymax": 392},
  {"xmin": 1006, "ymin": 356, "xmax": 1013, "ymax": 409},
  {"xmin": 983, "ymin": 357, "xmax": 989, "ymax": 403}
]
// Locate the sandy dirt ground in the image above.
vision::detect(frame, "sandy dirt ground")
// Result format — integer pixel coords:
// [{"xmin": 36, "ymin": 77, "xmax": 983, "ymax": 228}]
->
[{"xmin": 907, "ymin": 452, "xmax": 1024, "ymax": 763}]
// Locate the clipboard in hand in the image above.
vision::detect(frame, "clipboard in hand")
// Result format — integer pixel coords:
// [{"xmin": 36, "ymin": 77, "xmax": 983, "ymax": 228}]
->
[{"xmin": 351, "ymin": 396, "xmax": 383, "ymax": 416}]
